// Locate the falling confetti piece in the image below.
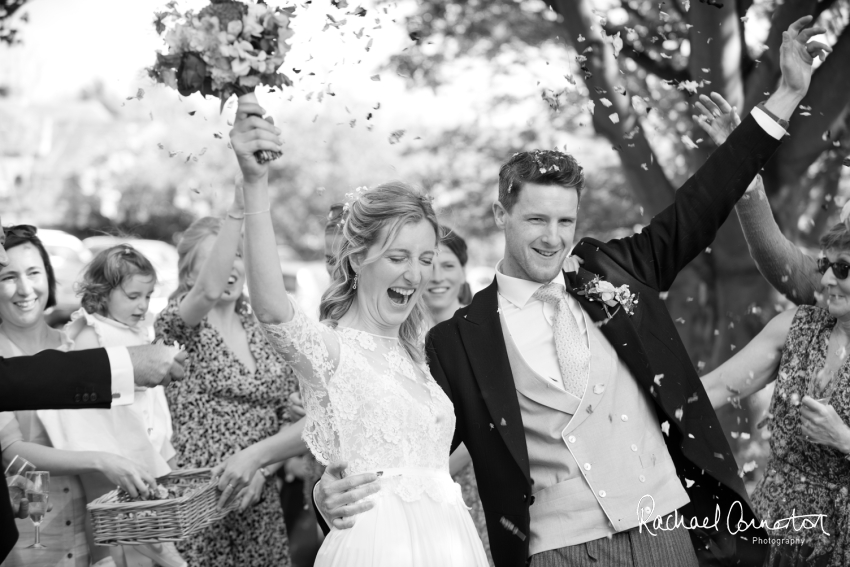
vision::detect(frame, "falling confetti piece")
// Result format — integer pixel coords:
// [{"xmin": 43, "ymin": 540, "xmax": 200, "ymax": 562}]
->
[
  {"xmin": 366, "ymin": 38, "xmax": 373, "ymax": 51},
  {"xmin": 213, "ymin": 132, "xmax": 223, "ymax": 139},
  {"xmin": 500, "ymin": 418, "xmax": 507, "ymax": 426},
  {"xmin": 641, "ymin": 163, "xmax": 648, "ymax": 171},
  {"xmin": 157, "ymin": 143, "xmax": 165, "ymax": 150},
  {"xmin": 661, "ymin": 421, "xmax": 670, "ymax": 436},
  {"xmin": 388, "ymin": 130, "xmax": 406, "ymax": 144},
  {"xmin": 682, "ymin": 135, "xmax": 699, "ymax": 149},
  {"xmin": 198, "ymin": 147, "xmax": 207, "ymax": 156},
  {"xmin": 489, "ymin": 423, "xmax": 494, "ymax": 430},
  {"xmin": 577, "ymin": 34, "xmax": 585, "ymax": 42},
  {"xmin": 593, "ymin": 384, "xmax": 605, "ymax": 394},
  {"xmin": 370, "ymin": 75, "xmax": 381, "ymax": 81},
  {"xmin": 609, "ymin": 113, "xmax": 619, "ymax": 124},
  {"xmin": 600, "ymin": 97, "xmax": 613, "ymax": 108},
  {"xmin": 685, "ymin": 478, "xmax": 695, "ymax": 488},
  {"xmin": 714, "ymin": 452, "xmax": 725, "ymax": 460},
  {"xmin": 188, "ymin": 111, "xmax": 196, "ymax": 116},
  {"xmin": 611, "ymin": 32, "xmax": 622, "ymax": 59},
  {"xmin": 168, "ymin": 151, "xmax": 181, "ymax": 158},
  {"xmin": 675, "ymin": 407, "xmax": 683, "ymax": 420},
  {"xmin": 742, "ymin": 461, "xmax": 758, "ymax": 473},
  {"xmin": 687, "ymin": 393, "xmax": 698, "ymax": 403},
  {"xmin": 136, "ymin": 88, "xmax": 145, "ymax": 100},
  {"xmin": 654, "ymin": 374, "xmax": 665, "ymax": 386}
]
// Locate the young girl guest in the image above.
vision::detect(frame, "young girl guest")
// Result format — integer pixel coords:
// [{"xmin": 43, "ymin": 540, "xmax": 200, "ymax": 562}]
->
[
  {"xmin": 38, "ymin": 245, "xmax": 184, "ymax": 567},
  {"xmin": 154, "ymin": 185, "xmax": 297, "ymax": 566},
  {"xmin": 0, "ymin": 226, "xmax": 155, "ymax": 567}
]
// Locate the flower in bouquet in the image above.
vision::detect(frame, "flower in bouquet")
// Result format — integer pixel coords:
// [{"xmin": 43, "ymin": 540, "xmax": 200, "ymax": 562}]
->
[{"xmin": 147, "ymin": 0, "xmax": 295, "ymax": 163}]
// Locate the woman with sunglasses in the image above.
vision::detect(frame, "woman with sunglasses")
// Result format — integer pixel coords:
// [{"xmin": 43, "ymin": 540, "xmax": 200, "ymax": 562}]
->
[{"xmin": 695, "ymin": 94, "xmax": 850, "ymax": 566}]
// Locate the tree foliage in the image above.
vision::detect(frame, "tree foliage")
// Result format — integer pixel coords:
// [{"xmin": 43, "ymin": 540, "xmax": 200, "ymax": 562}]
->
[{"xmin": 0, "ymin": 0, "xmax": 28, "ymax": 45}]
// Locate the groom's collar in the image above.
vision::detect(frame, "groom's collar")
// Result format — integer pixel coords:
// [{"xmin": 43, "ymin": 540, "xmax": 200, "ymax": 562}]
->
[{"xmin": 493, "ymin": 260, "xmax": 568, "ymax": 309}]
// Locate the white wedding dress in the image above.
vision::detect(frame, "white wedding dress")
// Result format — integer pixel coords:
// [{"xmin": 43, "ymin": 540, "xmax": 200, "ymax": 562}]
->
[{"xmin": 261, "ymin": 297, "xmax": 489, "ymax": 567}]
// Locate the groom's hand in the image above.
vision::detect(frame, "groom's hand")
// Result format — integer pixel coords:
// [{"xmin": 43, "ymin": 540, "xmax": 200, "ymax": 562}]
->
[
  {"xmin": 315, "ymin": 461, "xmax": 381, "ymax": 529},
  {"xmin": 765, "ymin": 16, "xmax": 831, "ymax": 121}
]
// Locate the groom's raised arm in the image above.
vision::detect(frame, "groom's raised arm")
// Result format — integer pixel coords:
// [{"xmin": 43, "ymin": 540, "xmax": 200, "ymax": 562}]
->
[{"xmin": 577, "ymin": 16, "xmax": 829, "ymax": 292}]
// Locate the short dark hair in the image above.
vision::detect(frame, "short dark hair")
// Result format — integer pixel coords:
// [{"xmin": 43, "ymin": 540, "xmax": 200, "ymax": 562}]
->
[
  {"xmin": 498, "ymin": 150, "xmax": 585, "ymax": 212},
  {"xmin": 440, "ymin": 226, "xmax": 468, "ymax": 267},
  {"xmin": 77, "ymin": 245, "xmax": 157, "ymax": 316},
  {"xmin": 2, "ymin": 225, "xmax": 57, "ymax": 309},
  {"xmin": 820, "ymin": 222, "xmax": 850, "ymax": 253}
]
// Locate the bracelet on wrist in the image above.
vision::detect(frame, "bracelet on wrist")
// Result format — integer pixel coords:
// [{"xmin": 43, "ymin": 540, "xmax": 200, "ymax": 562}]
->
[
  {"xmin": 227, "ymin": 210, "xmax": 245, "ymax": 220},
  {"xmin": 244, "ymin": 206, "xmax": 271, "ymax": 216}
]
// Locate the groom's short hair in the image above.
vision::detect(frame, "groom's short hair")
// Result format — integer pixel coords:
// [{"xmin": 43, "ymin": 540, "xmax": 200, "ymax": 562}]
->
[{"xmin": 498, "ymin": 150, "xmax": 585, "ymax": 212}]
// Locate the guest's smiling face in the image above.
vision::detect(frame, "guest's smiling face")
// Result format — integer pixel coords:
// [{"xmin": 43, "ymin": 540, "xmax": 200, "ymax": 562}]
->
[
  {"xmin": 821, "ymin": 248, "xmax": 850, "ymax": 320},
  {"xmin": 190, "ymin": 234, "xmax": 246, "ymax": 303},
  {"xmin": 0, "ymin": 242, "xmax": 50, "ymax": 329},
  {"xmin": 494, "ymin": 182, "xmax": 578, "ymax": 284},
  {"xmin": 354, "ymin": 219, "xmax": 437, "ymax": 331},
  {"xmin": 423, "ymin": 247, "xmax": 465, "ymax": 313}
]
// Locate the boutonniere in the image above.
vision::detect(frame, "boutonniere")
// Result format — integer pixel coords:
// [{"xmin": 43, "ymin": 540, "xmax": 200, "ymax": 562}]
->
[{"xmin": 575, "ymin": 275, "xmax": 639, "ymax": 317}]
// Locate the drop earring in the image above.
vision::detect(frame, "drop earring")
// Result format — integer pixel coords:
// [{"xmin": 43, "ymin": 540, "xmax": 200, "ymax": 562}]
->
[{"xmin": 352, "ymin": 274, "xmax": 359, "ymax": 290}]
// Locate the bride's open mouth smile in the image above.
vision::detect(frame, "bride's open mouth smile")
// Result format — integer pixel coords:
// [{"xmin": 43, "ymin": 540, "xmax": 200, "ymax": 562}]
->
[{"xmin": 387, "ymin": 287, "xmax": 414, "ymax": 306}]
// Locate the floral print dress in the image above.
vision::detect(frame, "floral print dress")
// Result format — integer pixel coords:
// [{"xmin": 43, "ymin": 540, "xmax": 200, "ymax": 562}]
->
[
  {"xmin": 752, "ymin": 306, "xmax": 850, "ymax": 567},
  {"xmin": 155, "ymin": 299, "xmax": 297, "ymax": 567}
]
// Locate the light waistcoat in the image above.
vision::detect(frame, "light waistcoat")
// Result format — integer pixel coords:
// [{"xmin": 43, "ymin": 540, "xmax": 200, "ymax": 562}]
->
[{"xmin": 499, "ymin": 309, "xmax": 691, "ymax": 554}]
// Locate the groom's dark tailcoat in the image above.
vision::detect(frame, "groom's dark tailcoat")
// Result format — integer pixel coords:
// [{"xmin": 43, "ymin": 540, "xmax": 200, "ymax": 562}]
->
[{"xmin": 426, "ymin": 114, "xmax": 782, "ymax": 567}]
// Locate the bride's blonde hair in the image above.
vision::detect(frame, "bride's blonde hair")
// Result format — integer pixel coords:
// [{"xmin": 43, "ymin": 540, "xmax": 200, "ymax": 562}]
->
[{"xmin": 320, "ymin": 181, "xmax": 439, "ymax": 364}]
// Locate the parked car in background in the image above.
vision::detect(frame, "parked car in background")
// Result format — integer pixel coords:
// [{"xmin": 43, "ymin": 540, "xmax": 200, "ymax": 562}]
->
[
  {"xmin": 39, "ymin": 229, "xmax": 93, "ymax": 327},
  {"xmin": 82, "ymin": 236, "xmax": 179, "ymax": 338}
]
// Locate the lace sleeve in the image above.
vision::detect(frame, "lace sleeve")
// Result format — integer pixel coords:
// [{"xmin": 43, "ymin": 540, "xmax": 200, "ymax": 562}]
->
[{"xmin": 259, "ymin": 295, "xmax": 341, "ymax": 465}]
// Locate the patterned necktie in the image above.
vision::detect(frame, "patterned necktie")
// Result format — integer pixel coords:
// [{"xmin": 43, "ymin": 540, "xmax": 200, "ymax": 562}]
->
[{"xmin": 532, "ymin": 282, "xmax": 590, "ymax": 398}]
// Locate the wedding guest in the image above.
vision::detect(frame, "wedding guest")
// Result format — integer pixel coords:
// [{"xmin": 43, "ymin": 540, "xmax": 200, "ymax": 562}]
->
[
  {"xmin": 38, "ymin": 245, "xmax": 184, "ymax": 567},
  {"xmin": 0, "ymin": 225, "xmax": 155, "ymax": 567},
  {"xmin": 702, "ymin": 220, "xmax": 850, "ymax": 566},
  {"xmin": 154, "ymin": 186, "xmax": 297, "ymax": 566},
  {"xmin": 422, "ymin": 226, "xmax": 491, "ymax": 565},
  {"xmin": 695, "ymin": 92, "xmax": 850, "ymax": 567}
]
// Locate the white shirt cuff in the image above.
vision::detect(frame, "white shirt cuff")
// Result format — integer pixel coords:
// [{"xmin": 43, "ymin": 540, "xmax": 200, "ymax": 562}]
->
[
  {"xmin": 106, "ymin": 347, "xmax": 135, "ymax": 406},
  {"xmin": 313, "ymin": 480, "xmax": 334, "ymax": 529},
  {"xmin": 751, "ymin": 106, "xmax": 786, "ymax": 140}
]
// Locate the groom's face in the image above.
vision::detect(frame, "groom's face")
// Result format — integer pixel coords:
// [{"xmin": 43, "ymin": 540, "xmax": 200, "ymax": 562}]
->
[{"xmin": 494, "ymin": 182, "xmax": 578, "ymax": 284}]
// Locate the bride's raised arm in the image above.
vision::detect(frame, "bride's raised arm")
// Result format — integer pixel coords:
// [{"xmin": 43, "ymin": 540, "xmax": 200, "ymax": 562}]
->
[{"xmin": 229, "ymin": 100, "xmax": 291, "ymax": 325}]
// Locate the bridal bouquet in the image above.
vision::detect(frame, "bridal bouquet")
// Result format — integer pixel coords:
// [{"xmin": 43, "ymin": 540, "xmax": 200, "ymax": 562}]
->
[{"xmin": 147, "ymin": 0, "xmax": 295, "ymax": 163}]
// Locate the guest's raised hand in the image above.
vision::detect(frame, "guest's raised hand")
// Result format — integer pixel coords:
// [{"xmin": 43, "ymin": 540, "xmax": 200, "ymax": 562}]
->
[
  {"xmin": 98, "ymin": 454, "xmax": 155, "ymax": 499},
  {"xmin": 230, "ymin": 101, "xmax": 282, "ymax": 184},
  {"xmin": 779, "ymin": 16, "xmax": 831, "ymax": 96},
  {"xmin": 316, "ymin": 461, "xmax": 381, "ymax": 529},
  {"xmin": 694, "ymin": 93, "xmax": 740, "ymax": 146},
  {"xmin": 800, "ymin": 395, "xmax": 850, "ymax": 452}
]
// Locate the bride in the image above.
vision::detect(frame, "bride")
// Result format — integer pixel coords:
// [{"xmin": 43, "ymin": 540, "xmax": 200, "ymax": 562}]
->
[{"xmin": 222, "ymin": 101, "xmax": 489, "ymax": 566}]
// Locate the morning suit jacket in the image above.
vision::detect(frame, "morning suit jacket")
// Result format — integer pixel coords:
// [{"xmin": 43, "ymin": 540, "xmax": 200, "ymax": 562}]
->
[
  {"xmin": 426, "ymin": 113, "xmax": 782, "ymax": 567},
  {"xmin": 0, "ymin": 348, "xmax": 114, "ymax": 561}
]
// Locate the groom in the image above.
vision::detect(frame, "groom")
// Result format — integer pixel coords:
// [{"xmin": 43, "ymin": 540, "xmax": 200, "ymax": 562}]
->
[{"xmin": 315, "ymin": 16, "xmax": 828, "ymax": 567}]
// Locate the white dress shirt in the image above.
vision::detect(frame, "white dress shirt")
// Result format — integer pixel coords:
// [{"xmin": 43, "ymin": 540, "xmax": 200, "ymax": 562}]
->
[
  {"xmin": 494, "ymin": 263, "xmax": 588, "ymax": 392},
  {"xmin": 105, "ymin": 347, "xmax": 135, "ymax": 405}
]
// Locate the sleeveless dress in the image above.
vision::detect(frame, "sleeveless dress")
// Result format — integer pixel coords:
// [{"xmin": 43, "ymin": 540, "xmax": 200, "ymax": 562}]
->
[
  {"xmin": 260, "ymin": 296, "xmax": 489, "ymax": 567},
  {"xmin": 751, "ymin": 306, "xmax": 850, "ymax": 567},
  {"xmin": 155, "ymin": 298, "xmax": 294, "ymax": 567}
]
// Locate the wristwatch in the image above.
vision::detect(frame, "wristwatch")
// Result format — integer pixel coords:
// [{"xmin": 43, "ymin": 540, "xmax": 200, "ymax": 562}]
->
[{"xmin": 756, "ymin": 101, "xmax": 790, "ymax": 130}]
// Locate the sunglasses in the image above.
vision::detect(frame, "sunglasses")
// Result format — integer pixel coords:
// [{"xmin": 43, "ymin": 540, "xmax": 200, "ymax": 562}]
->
[
  {"xmin": 3, "ymin": 224, "xmax": 38, "ymax": 238},
  {"xmin": 817, "ymin": 257, "xmax": 850, "ymax": 280}
]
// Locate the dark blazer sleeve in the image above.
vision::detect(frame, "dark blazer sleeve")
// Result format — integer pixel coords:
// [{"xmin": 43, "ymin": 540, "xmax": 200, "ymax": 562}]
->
[
  {"xmin": 579, "ymin": 113, "xmax": 782, "ymax": 292},
  {"xmin": 425, "ymin": 327, "xmax": 463, "ymax": 454},
  {"xmin": 0, "ymin": 348, "xmax": 114, "ymax": 412}
]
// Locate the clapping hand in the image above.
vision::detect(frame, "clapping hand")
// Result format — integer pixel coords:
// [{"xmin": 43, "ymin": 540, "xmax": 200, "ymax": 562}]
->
[
  {"xmin": 288, "ymin": 391, "xmax": 306, "ymax": 420},
  {"xmin": 779, "ymin": 16, "xmax": 831, "ymax": 96},
  {"xmin": 694, "ymin": 93, "xmax": 740, "ymax": 147},
  {"xmin": 229, "ymin": 101, "xmax": 283, "ymax": 184},
  {"xmin": 800, "ymin": 395, "xmax": 850, "ymax": 452}
]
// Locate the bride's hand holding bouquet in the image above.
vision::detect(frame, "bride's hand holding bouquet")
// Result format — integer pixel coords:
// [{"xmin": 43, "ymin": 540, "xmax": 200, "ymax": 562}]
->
[{"xmin": 147, "ymin": 0, "xmax": 294, "ymax": 164}]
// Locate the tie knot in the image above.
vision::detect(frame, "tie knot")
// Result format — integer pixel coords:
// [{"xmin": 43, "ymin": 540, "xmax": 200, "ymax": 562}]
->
[{"xmin": 532, "ymin": 282, "xmax": 567, "ymax": 305}]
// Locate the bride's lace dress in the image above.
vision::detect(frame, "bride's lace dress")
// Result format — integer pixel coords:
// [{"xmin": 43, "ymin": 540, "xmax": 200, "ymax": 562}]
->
[{"xmin": 261, "ymin": 297, "xmax": 488, "ymax": 566}]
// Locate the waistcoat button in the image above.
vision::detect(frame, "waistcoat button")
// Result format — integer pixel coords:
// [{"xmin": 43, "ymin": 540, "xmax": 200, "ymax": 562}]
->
[
  {"xmin": 568, "ymin": 435, "xmax": 576, "ymax": 443},
  {"xmin": 621, "ymin": 414, "xmax": 628, "ymax": 422},
  {"xmin": 631, "ymin": 444, "xmax": 638, "ymax": 452},
  {"xmin": 599, "ymin": 490, "xmax": 606, "ymax": 497},
  {"xmin": 583, "ymin": 463, "xmax": 591, "ymax": 471}
]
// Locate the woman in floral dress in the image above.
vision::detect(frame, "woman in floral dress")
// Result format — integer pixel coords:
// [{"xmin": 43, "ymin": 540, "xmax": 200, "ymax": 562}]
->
[
  {"xmin": 702, "ymin": 222, "xmax": 850, "ymax": 566},
  {"xmin": 154, "ymin": 195, "xmax": 297, "ymax": 566}
]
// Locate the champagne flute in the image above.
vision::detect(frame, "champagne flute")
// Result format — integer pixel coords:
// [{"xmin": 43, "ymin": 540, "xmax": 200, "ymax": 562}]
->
[
  {"xmin": 4, "ymin": 455, "xmax": 36, "ymax": 517},
  {"xmin": 24, "ymin": 471, "xmax": 49, "ymax": 549}
]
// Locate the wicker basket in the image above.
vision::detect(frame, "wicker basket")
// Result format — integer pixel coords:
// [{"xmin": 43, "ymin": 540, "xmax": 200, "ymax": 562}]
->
[{"xmin": 88, "ymin": 468, "xmax": 238, "ymax": 546}]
